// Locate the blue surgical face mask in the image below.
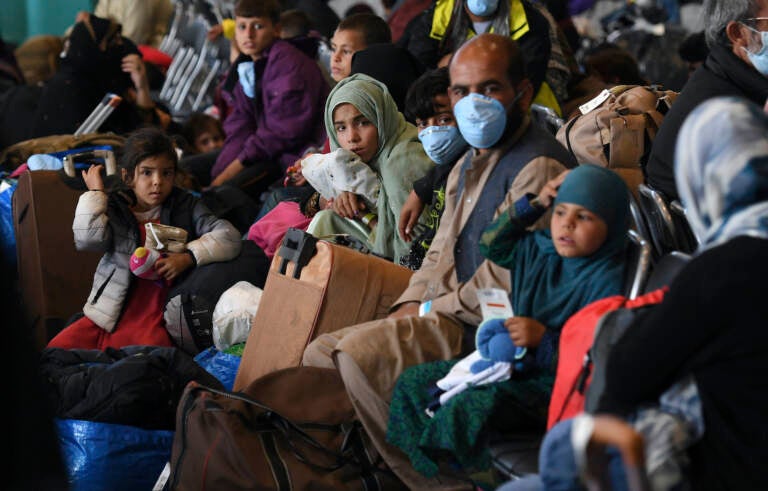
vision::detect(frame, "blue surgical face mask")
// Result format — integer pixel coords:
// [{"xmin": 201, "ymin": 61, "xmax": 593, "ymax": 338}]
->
[
  {"xmin": 418, "ymin": 125, "xmax": 468, "ymax": 165},
  {"xmin": 238, "ymin": 61, "xmax": 256, "ymax": 98},
  {"xmin": 453, "ymin": 93, "xmax": 508, "ymax": 149},
  {"xmin": 466, "ymin": 0, "xmax": 499, "ymax": 17},
  {"xmin": 743, "ymin": 25, "xmax": 768, "ymax": 76}
]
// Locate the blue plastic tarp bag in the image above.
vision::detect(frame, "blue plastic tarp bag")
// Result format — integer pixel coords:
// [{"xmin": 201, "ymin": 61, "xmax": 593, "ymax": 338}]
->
[
  {"xmin": 194, "ymin": 346, "xmax": 242, "ymax": 391},
  {"xmin": 56, "ymin": 418, "xmax": 173, "ymax": 491},
  {"xmin": 0, "ymin": 179, "xmax": 17, "ymax": 266}
]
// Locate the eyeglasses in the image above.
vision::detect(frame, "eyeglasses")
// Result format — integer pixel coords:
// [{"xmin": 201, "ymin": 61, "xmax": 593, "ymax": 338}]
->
[{"xmin": 742, "ymin": 17, "xmax": 768, "ymax": 25}]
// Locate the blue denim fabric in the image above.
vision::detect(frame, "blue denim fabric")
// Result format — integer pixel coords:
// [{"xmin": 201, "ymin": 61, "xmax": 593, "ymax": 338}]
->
[{"xmin": 497, "ymin": 419, "xmax": 630, "ymax": 491}]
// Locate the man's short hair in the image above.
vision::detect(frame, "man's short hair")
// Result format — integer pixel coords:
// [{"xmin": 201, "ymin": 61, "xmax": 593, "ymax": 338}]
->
[
  {"xmin": 704, "ymin": 0, "xmax": 760, "ymax": 47},
  {"xmin": 404, "ymin": 67, "xmax": 450, "ymax": 123},
  {"xmin": 235, "ymin": 0, "xmax": 281, "ymax": 24},
  {"xmin": 336, "ymin": 13, "xmax": 392, "ymax": 46},
  {"xmin": 280, "ymin": 9, "xmax": 312, "ymax": 38}
]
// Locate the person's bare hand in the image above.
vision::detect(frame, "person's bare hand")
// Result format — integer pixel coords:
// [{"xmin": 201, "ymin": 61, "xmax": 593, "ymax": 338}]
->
[
  {"xmin": 537, "ymin": 170, "xmax": 570, "ymax": 208},
  {"xmin": 399, "ymin": 190, "xmax": 425, "ymax": 241},
  {"xmin": 82, "ymin": 164, "xmax": 105, "ymax": 191},
  {"xmin": 504, "ymin": 317, "xmax": 547, "ymax": 347},
  {"xmin": 589, "ymin": 415, "xmax": 645, "ymax": 468},
  {"xmin": 207, "ymin": 23, "xmax": 223, "ymax": 41},
  {"xmin": 332, "ymin": 191, "xmax": 365, "ymax": 219},
  {"xmin": 284, "ymin": 160, "xmax": 307, "ymax": 187},
  {"xmin": 75, "ymin": 11, "xmax": 90, "ymax": 23},
  {"xmin": 210, "ymin": 159, "xmax": 245, "ymax": 187},
  {"xmin": 387, "ymin": 302, "xmax": 420, "ymax": 319},
  {"xmin": 154, "ymin": 252, "xmax": 193, "ymax": 282},
  {"xmin": 122, "ymin": 54, "xmax": 148, "ymax": 92}
]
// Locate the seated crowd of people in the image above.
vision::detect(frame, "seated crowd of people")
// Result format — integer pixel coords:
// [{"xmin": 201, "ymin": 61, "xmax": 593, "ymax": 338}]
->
[{"xmin": 4, "ymin": 0, "xmax": 768, "ymax": 489}]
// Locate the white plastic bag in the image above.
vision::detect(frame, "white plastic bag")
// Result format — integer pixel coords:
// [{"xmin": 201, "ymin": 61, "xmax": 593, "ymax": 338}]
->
[{"xmin": 212, "ymin": 281, "xmax": 263, "ymax": 351}]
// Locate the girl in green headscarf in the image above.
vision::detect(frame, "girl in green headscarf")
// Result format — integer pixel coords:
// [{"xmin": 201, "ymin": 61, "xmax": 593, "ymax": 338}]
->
[
  {"xmin": 304, "ymin": 73, "xmax": 434, "ymax": 262},
  {"xmin": 385, "ymin": 165, "xmax": 631, "ymax": 480}
]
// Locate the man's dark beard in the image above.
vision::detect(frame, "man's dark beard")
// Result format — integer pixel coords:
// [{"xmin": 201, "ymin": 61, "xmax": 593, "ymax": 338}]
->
[{"xmin": 503, "ymin": 104, "xmax": 525, "ymax": 139}]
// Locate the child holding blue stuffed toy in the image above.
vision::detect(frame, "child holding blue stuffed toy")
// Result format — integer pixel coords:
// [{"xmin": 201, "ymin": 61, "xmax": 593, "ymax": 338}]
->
[
  {"xmin": 47, "ymin": 128, "xmax": 241, "ymax": 351},
  {"xmin": 386, "ymin": 164, "xmax": 631, "ymax": 480}
]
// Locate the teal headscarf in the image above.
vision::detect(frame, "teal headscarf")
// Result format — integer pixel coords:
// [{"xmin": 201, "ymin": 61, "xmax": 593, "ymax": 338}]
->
[
  {"xmin": 324, "ymin": 74, "xmax": 434, "ymax": 261},
  {"xmin": 485, "ymin": 165, "xmax": 630, "ymax": 330}
]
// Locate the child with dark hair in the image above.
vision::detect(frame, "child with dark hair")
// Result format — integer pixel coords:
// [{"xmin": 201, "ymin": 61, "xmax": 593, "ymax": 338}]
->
[
  {"xmin": 210, "ymin": 0, "xmax": 329, "ymax": 198},
  {"xmin": 330, "ymin": 12, "xmax": 392, "ymax": 82},
  {"xmin": 181, "ymin": 112, "xmax": 225, "ymax": 156},
  {"xmin": 398, "ymin": 67, "xmax": 467, "ymax": 270},
  {"xmin": 279, "ymin": 9, "xmax": 313, "ymax": 39},
  {"xmin": 582, "ymin": 42, "xmax": 647, "ymax": 86},
  {"xmin": 47, "ymin": 128, "xmax": 241, "ymax": 351}
]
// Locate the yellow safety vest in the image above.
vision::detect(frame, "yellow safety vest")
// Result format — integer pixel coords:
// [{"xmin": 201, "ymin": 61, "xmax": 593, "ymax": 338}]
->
[
  {"xmin": 429, "ymin": 0, "xmax": 529, "ymax": 41},
  {"xmin": 428, "ymin": 0, "xmax": 562, "ymax": 116}
]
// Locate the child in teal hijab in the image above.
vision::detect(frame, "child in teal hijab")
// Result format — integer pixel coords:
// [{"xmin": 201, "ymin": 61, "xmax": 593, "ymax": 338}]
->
[
  {"xmin": 385, "ymin": 164, "xmax": 630, "ymax": 480},
  {"xmin": 305, "ymin": 73, "xmax": 434, "ymax": 262}
]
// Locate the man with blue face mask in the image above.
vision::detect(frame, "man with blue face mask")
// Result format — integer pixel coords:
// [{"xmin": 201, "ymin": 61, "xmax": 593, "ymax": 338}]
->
[
  {"xmin": 645, "ymin": 0, "xmax": 768, "ymax": 201},
  {"xmin": 302, "ymin": 33, "xmax": 575, "ymax": 490}
]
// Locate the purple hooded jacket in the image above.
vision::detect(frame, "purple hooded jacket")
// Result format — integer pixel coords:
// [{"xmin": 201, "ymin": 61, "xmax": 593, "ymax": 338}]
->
[{"xmin": 212, "ymin": 39, "xmax": 329, "ymax": 177}]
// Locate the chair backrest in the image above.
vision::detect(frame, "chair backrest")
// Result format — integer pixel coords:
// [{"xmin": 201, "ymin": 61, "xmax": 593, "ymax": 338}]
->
[
  {"xmin": 669, "ymin": 200, "xmax": 700, "ymax": 253},
  {"xmin": 623, "ymin": 229, "xmax": 652, "ymax": 300},
  {"xmin": 643, "ymin": 250, "xmax": 691, "ymax": 293},
  {"xmin": 530, "ymin": 103, "xmax": 565, "ymax": 135},
  {"xmin": 628, "ymin": 192, "xmax": 651, "ymax": 242},
  {"xmin": 157, "ymin": 1, "xmax": 232, "ymax": 119},
  {"xmin": 637, "ymin": 183, "xmax": 679, "ymax": 257}
]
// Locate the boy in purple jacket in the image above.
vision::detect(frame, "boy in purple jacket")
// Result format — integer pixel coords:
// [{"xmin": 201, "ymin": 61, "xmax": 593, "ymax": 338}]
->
[{"xmin": 210, "ymin": 0, "xmax": 329, "ymax": 195}]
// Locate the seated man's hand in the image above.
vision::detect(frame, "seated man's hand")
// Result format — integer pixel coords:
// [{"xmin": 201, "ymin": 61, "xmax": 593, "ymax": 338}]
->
[
  {"xmin": 210, "ymin": 159, "xmax": 245, "ymax": 187},
  {"xmin": 399, "ymin": 190, "xmax": 424, "ymax": 241},
  {"xmin": 388, "ymin": 301, "xmax": 420, "ymax": 319}
]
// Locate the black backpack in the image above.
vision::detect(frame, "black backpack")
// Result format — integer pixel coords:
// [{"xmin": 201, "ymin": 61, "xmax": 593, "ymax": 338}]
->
[
  {"xmin": 164, "ymin": 240, "xmax": 270, "ymax": 355},
  {"xmin": 38, "ymin": 345, "xmax": 223, "ymax": 429},
  {"xmin": 583, "ymin": 304, "xmax": 658, "ymax": 413}
]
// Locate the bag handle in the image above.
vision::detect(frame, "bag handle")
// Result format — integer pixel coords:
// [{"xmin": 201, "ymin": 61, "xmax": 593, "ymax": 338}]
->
[{"xmin": 201, "ymin": 385, "xmax": 356, "ymax": 470}]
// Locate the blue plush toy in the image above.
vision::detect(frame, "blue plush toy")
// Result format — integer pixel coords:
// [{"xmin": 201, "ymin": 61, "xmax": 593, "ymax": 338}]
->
[{"xmin": 471, "ymin": 318, "xmax": 533, "ymax": 373}]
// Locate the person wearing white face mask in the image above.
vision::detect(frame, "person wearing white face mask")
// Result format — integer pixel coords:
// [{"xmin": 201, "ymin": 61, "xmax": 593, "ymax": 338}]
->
[
  {"xmin": 645, "ymin": 0, "xmax": 768, "ymax": 201},
  {"xmin": 302, "ymin": 34, "xmax": 575, "ymax": 490}
]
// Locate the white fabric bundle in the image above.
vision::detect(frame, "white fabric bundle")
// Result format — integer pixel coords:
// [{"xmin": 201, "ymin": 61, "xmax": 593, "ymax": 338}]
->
[
  {"xmin": 301, "ymin": 148, "xmax": 380, "ymax": 205},
  {"xmin": 212, "ymin": 281, "xmax": 263, "ymax": 350}
]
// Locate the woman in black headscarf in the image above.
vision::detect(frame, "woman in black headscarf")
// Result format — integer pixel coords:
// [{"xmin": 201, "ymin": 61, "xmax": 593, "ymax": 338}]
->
[
  {"xmin": 29, "ymin": 14, "xmax": 168, "ymax": 138},
  {"xmin": 350, "ymin": 43, "xmax": 425, "ymax": 113}
]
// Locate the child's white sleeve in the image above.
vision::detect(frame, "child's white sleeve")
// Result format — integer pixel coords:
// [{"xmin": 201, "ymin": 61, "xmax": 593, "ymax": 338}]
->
[
  {"xmin": 302, "ymin": 148, "xmax": 381, "ymax": 205},
  {"xmin": 72, "ymin": 190, "xmax": 111, "ymax": 252}
]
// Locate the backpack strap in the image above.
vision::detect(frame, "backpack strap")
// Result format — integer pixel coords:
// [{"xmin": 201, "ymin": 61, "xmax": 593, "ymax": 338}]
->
[{"xmin": 562, "ymin": 114, "xmax": 581, "ymax": 163}]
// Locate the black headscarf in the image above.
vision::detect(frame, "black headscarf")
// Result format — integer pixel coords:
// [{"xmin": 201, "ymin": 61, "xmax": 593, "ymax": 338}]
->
[
  {"xmin": 350, "ymin": 43, "xmax": 425, "ymax": 113},
  {"xmin": 29, "ymin": 15, "xmax": 142, "ymax": 138}
]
